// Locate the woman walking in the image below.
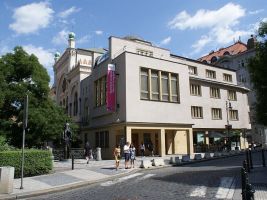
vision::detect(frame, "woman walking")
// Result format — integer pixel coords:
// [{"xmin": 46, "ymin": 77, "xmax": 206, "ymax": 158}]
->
[
  {"xmin": 129, "ymin": 144, "xmax": 136, "ymax": 168},
  {"xmin": 113, "ymin": 144, "xmax": 121, "ymax": 170},
  {"xmin": 84, "ymin": 141, "xmax": 92, "ymax": 164}
]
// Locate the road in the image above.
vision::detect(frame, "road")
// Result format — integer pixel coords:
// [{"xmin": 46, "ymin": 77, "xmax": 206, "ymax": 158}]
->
[{"xmin": 26, "ymin": 154, "xmax": 249, "ymax": 200}]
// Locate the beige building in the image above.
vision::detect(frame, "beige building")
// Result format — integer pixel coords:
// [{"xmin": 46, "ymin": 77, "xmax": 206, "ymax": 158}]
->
[{"xmin": 78, "ymin": 36, "xmax": 251, "ymax": 159}]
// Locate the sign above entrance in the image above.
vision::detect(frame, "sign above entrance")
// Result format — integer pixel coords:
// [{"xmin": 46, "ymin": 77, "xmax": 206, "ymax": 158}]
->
[{"xmin": 107, "ymin": 64, "xmax": 116, "ymax": 112}]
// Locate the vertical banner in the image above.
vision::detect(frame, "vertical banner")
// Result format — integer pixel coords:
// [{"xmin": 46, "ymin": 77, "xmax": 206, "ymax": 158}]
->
[{"xmin": 106, "ymin": 64, "xmax": 116, "ymax": 112}]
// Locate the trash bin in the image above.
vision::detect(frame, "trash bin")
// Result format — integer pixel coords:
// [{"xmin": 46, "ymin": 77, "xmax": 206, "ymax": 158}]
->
[
  {"xmin": 96, "ymin": 147, "xmax": 102, "ymax": 161},
  {"xmin": 0, "ymin": 166, "xmax": 15, "ymax": 194}
]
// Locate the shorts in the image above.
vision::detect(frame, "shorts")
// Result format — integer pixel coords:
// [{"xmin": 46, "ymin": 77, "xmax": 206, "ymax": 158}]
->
[{"xmin": 124, "ymin": 153, "xmax": 130, "ymax": 161}]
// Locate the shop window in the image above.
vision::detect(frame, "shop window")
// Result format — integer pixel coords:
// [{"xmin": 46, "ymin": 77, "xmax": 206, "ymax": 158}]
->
[{"xmin": 95, "ymin": 131, "xmax": 109, "ymax": 148}]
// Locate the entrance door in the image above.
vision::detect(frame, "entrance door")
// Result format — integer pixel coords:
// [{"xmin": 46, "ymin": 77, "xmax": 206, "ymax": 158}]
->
[{"xmin": 132, "ymin": 133, "xmax": 139, "ymax": 155}]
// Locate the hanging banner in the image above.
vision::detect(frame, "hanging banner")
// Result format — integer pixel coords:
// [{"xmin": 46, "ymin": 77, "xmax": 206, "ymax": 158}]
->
[{"xmin": 106, "ymin": 64, "xmax": 116, "ymax": 112}]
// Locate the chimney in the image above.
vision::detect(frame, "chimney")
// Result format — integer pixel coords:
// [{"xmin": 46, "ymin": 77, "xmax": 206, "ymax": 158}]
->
[
  {"xmin": 247, "ymin": 35, "xmax": 257, "ymax": 50},
  {"xmin": 68, "ymin": 32, "xmax": 75, "ymax": 48}
]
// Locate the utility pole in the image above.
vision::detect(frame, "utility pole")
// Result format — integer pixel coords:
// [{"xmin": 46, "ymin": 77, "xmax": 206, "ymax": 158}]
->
[{"xmin": 20, "ymin": 95, "xmax": 28, "ymax": 189}]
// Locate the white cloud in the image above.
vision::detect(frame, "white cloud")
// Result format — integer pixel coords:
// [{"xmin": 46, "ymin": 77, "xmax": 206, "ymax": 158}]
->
[
  {"xmin": 77, "ymin": 34, "xmax": 91, "ymax": 44},
  {"xmin": 23, "ymin": 45, "xmax": 55, "ymax": 84},
  {"xmin": 160, "ymin": 36, "xmax": 171, "ymax": 46},
  {"xmin": 168, "ymin": 3, "xmax": 245, "ymax": 30},
  {"xmin": 95, "ymin": 30, "xmax": 103, "ymax": 35},
  {"xmin": 192, "ymin": 35, "xmax": 212, "ymax": 54},
  {"xmin": 52, "ymin": 30, "xmax": 69, "ymax": 46},
  {"xmin": 9, "ymin": 2, "xmax": 54, "ymax": 34},
  {"xmin": 58, "ymin": 6, "xmax": 80, "ymax": 18},
  {"xmin": 0, "ymin": 45, "xmax": 11, "ymax": 56},
  {"xmin": 249, "ymin": 9, "xmax": 264, "ymax": 15}
]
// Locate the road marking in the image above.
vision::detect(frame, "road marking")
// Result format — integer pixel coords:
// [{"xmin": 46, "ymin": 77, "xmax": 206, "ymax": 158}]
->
[
  {"xmin": 189, "ymin": 186, "xmax": 207, "ymax": 197},
  {"xmin": 215, "ymin": 177, "xmax": 234, "ymax": 199},
  {"xmin": 226, "ymin": 177, "xmax": 236, "ymax": 199},
  {"xmin": 139, "ymin": 174, "xmax": 155, "ymax": 180},
  {"xmin": 100, "ymin": 173, "xmax": 143, "ymax": 186}
]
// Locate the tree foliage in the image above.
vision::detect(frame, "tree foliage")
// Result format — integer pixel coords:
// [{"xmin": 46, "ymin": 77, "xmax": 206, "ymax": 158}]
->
[
  {"xmin": 0, "ymin": 47, "xmax": 77, "ymax": 148},
  {"xmin": 248, "ymin": 21, "xmax": 267, "ymax": 125}
]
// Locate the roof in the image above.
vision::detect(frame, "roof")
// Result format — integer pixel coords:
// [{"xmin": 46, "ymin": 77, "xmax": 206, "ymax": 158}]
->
[{"xmin": 198, "ymin": 41, "xmax": 247, "ymax": 62}]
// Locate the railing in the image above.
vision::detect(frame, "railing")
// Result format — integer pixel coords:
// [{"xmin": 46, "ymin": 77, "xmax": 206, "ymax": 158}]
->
[{"xmin": 52, "ymin": 148, "xmax": 84, "ymax": 160}]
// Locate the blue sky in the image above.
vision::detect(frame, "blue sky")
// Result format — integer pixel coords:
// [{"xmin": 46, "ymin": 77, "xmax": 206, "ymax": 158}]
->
[{"xmin": 0, "ymin": 0, "xmax": 266, "ymax": 85}]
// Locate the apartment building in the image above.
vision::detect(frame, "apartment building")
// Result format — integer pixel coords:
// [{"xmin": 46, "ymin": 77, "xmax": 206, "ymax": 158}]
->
[{"xmin": 79, "ymin": 36, "xmax": 250, "ymax": 159}]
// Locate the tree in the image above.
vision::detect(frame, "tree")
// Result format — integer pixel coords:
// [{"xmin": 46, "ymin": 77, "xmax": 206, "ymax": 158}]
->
[
  {"xmin": 0, "ymin": 47, "xmax": 77, "ymax": 148},
  {"xmin": 248, "ymin": 21, "xmax": 267, "ymax": 126}
]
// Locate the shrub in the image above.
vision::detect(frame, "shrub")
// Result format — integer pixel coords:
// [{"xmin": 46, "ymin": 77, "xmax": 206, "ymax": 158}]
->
[{"xmin": 0, "ymin": 149, "xmax": 52, "ymax": 178}]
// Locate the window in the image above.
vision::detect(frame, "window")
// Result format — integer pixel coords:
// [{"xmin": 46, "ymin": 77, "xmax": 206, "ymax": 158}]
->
[
  {"xmin": 151, "ymin": 70, "xmax": 159, "ymax": 100},
  {"xmin": 229, "ymin": 110, "xmax": 239, "ymax": 121},
  {"xmin": 137, "ymin": 49, "xmax": 153, "ymax": 57},
  {"xmin": 228, "ymin": 90, "xmax": 237, "ymax": 101},
  {"xmin": 161, "ymin": 72, "xmax": 169, "ymax": 101},
  {"xmin": 95, "ymin": 76, "xmax": 107, "ymax": 107},
  {"xmin": 210, "ymin": 87, "xmax": 220, "ymax": 98},
  {"xmin": 95, "ymin": 131, "xmax": 109, "ymax": 148},
  {"xmin": 171, "ymin": 74, "xmax": 179, "ymax": 102},
  {"xmin": 211, "ymin": 108, "xmax": 222, "ymax": 120},
  {"xmin": 211, "ymin": 56, "xmax": 217, "ymax": 63},
  {"xmin": 223, "ymin": 73, "xmax": 232, "ymax": 82},
  {"xmin": 191, "ymin": 106, "xmax": 203, "ymax": 118},
  {"xmin": 206, "ymin": 70, "xmax": 216, "ymax": 79},
  {"xmin": 140, "ymin": 68, "xmax": 149, "ymax": 99},
  {"xmin": 239, "ymin": 74, "xmax": 246, "ymax": 83},
  {"xmin": 140, "ymin": 68, "xmax": 179, "ymax": 103},
  {"xmin": 188, "ymin": 66, "xmax": 197, "ymax": 75},
  {"xmin": 190, "ymin": 84, "xmax": 201, "ymax": 96},
  {"xmin": 74, "ymin": 92, "xmax": 78, "ymax": 116}
]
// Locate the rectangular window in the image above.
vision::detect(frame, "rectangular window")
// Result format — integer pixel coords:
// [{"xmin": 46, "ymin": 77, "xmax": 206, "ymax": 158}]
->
[
  {"xmin": 137, "ymin": 49, "xmax": 153, "ymax": 57},
  {"xmin": 151, "ymin": 70, "xmax": 159, "ymax": 100},
  {"xmin": 206, "ymin": 69, "xmax": 216, "ymax": 79},
  {"xmin": 95, "ymin": 131, "xmax": 109, "ymax": 148},
  {"xmin": 171, "ymin": 74, "xmax": 179, "ymax": 102},
  {"xmin": 190, "ymin": 84, "xmax": 201, "ymax": 96},
  {"xmin": 229, "ymin": 110, "xmax": 239, "ymax": 121},
  {"xmin": 228, "ymin": 90, "xmax": 237, "ymax": 101},
  {"xmin": 95, "ymin": 76, "xmax": 107, "ymax": 107},
  {"xmin": 191, "ymin": 106, "xmax": 203, "ymax": 119},
  {"xmin": 211, "ymin": 108, "xmax": 222, "ymax": 120},
  {"xmin": 223, "ymin": 73, "xmax": 232, "ymax": 82},
  {"xmin": 140, "ymin": 68, "xmax": 149, "ymax": 99},
  {"xmin": 188, "ymin": 66, "xmax": 197, "ymax": 75},
  {"xmin": 210, "ymin": 87, "xmax": 220, "ymax": 98},
  {"xmin": 161, "ymin": 72, "xmax": 169, "ymax": 101}
]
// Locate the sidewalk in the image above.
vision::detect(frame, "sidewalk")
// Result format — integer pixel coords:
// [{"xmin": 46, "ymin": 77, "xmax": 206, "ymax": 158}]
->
[{"xmin": 0, "ymin": 157, "xmax": 153, "ymax": 200}]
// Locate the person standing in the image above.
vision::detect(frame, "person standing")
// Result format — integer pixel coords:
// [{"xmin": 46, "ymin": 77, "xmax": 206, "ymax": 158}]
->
[
  {"xmin": 113, "ymin": 144, "xmax": 121, "ymax": 170},
  {"xmin": 140, "ymin": 142, "xmax": 145, "ymax": 157},
  {"xmin": 124, "ymin": 142, "xmax": 130, "ymax": 169},
  {"xmin": 129, "ymin": 144, "xmax": 136, "ymax": 168},
  {"xmin": 84, "ymin": 141, "xmax": 92, "ymax": 164}
]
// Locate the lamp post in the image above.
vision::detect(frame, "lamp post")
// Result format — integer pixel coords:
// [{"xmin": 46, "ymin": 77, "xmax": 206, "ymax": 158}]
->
[{"xmin": 226, "ymin": 101, "xmax": 232, "ymax": 151}]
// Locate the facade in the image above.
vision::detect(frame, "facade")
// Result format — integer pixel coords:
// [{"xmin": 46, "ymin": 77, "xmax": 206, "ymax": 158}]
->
[
  {"xmin": 198, "ymin": 36, "xmax": 267, "ymax": 147},
  {"xmin": 53, "ymin": 32, "xmax": 106, "ymax": 124},
  {"xmin": 78, "ymin": 36, "xmax": 250, "ymax": 159}
]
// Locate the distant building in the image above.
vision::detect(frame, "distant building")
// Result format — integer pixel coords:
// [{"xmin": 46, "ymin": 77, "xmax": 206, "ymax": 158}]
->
[{"xmin": 198, "ymin": 35, "xmax": 267, "ymax": 147}]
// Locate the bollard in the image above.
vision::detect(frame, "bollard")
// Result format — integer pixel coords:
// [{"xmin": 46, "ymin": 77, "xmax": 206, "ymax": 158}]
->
[
  {"xmin": 243, "ymin": 160, "xmax": 248, "ymax": 172},
  {"xmin": 241, "ymin": 167, "xmax": 247, "ymax": 200},
  {"xmin": 262, "ymin": 149, "xmax": 266, "ymax": 167},
  {"xmin": 246, "ymin": 183, "xmax": 255, "ymax": 200},
  {"xmin": 249, "ymin": 149, "xmax": 253, "ymax": 169},
  {"xmin": 72, "ymin": 154, "xmax": 74, "ymax": 170},
  {"xmin": 246, "ymin": 150, "xmax": 251, "ymax": 173}
]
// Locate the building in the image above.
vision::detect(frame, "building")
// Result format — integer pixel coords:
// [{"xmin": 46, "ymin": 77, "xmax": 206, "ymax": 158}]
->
[
  {"xmin": 198, "ymin": 36, "xmax": 267, "ymax": 147},
  {"xmin": 76, "ymin": 36, "xmax": 250, "ymax": 159}
]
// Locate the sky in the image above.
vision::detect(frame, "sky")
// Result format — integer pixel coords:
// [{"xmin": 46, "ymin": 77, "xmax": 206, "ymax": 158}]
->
[{"xmin": 0, "ymin": 0, "xmax": 266, "ymax": 85}]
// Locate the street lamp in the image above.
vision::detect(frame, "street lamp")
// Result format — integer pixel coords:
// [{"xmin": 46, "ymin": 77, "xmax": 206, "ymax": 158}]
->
[{"xmin": 226, "ymin": 101, "xmax": 232, "ymax": 150}]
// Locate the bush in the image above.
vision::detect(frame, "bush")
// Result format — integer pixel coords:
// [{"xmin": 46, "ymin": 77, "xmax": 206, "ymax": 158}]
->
[
  {"xmin": 0, "ymin": 149, "xmax": 52, "ymax": 178},
  {"xmin": 0, "ymin": 135, "xmax": 15, "ymax": 151}
]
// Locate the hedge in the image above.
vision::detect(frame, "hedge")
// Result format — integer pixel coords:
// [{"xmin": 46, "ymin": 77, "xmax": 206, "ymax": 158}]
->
[{"xmin": 0, "ymin": 149, "xmax": 52, "ymax": 178}]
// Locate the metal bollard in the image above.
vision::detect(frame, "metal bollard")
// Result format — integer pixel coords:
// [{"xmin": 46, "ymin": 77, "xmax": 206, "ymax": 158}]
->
[
  {"xmin": 249, "ymin": 149, "xmax": 253, "ymax": 169},
  {"xmin": 262, "ymin": 149, "xmax": 266, "ymax": 167},
  {"xmin": 243, "ymin": 160, "xmax": 248, "ymax": 172},
  {"xmin": 241, "ymin": 167, "xmax": 247, "ymax": 200},
  {"xmin": 246, "ymin": 150, "xmax": 251, "ymax": 173},
  {"xmin": 72, "ymin": 154, "xmax": 74, "ymax": 170},
  {"xmin": 246, "ymin": 183, "xmax": 255, "ymax": 200}
]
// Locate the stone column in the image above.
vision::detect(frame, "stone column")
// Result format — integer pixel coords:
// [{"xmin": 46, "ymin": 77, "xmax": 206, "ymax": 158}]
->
[
  {"xmin": 159, "ymin": 129, "xmax": 166, "ymax": 157},
  {"xmin": 188, "ymin": 128, "xmax": 194, "ymax": 154},
  {"xmin": 125, "ymin": 126, "xmax": 132, "ymax": 143},
  {"xmin": 173, "ymin": 130, "xmax": 178, "ymax": 154}
]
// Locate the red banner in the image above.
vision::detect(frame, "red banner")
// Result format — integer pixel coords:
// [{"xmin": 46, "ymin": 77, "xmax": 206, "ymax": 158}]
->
[{"xmin": 106, "ymin": 64, "xmax": 116, "ymax": 111}]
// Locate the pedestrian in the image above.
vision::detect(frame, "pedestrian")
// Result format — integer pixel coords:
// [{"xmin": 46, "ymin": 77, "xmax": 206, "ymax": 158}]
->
[
  {"xmin": 124, "ymin": 141, "xmax": 130, "ymax": 169},
  {"xmin": 129, "ymin": 144, "xmax": 136, "ymax": 168},
  {"xmin": 113, "ymin": 144, "xmax": 121, "ymax": 170},
  {"xmin": 140, "ymin": 142, "xmax": 145, "ymax": 157},
  {"xmin": 148, "ymin": 141, "xmax": 154, "ymax": 156},
  {"xmin": 84, "ymin": 141, "xmax": 92, "ymax": 164}
]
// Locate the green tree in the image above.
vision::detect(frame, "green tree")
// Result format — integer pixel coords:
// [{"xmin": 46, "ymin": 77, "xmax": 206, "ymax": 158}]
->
[
  {"xmin": 248, "ymin": 21, "xmax": 267, "ymax": 126},
  {"xmin": 0, "ymin": 47, "xmax": 77, "ymax": 148}
]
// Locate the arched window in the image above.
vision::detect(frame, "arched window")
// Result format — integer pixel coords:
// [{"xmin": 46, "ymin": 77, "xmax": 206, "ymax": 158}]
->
[
  {"xmin": 74, "ymin": 92, "xmax": 78, "ymax": 116},
  {"xmin": 202, "ymin": 60, "xmax": 208, "ymax": 64},
  {"xmin": 223, "ymin": 51, "xmax": 230, "ymax": 56},
  {"xmin": 211, "ymin": 56, "xmax": 217, "ymax": 63}
]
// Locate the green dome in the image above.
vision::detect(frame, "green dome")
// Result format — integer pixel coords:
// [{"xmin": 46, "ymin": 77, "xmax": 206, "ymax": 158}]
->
[
  {"xmin": 54, "ymin": 52, "xmax": 60, "ymax": 58},
  {"xmin": 69, "ymin": 32, "xmax": 75, "ymax": 39}
]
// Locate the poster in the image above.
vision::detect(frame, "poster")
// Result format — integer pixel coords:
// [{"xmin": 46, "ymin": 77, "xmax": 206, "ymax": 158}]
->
[{"xmin": 106, "ymin": 64, "xmax": 116, "ymax": 111}]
